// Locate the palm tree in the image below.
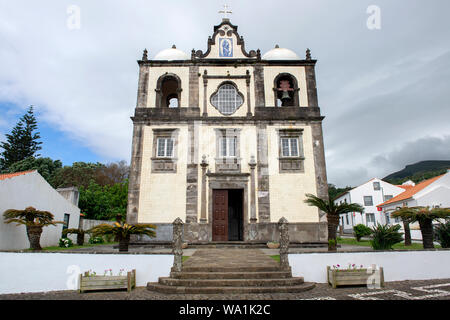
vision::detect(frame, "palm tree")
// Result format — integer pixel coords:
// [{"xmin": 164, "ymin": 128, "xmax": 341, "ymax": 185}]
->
[
  {"xmin": 89, "ymin": 221, "xmax": 157, "ymax": 252},
  {"xmin": 304, "ymin": 194, "xmax": 364, "ymax": 251},
  {"xmin": 3, "ymin": 206, "xmax": 64, "ymax": 250},
  {"xmin": 391, "ymin": 206, "xmax": 450, "ymax": 249}
]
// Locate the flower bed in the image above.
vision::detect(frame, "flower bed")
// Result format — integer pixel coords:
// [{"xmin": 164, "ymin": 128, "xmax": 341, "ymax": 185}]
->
[
  {"xmin": 327, "ymin": 264, "xmax": 384, "ymax": 289},
  {"xmin": 79, "ymin": 269, "xmax": 136, "ymax": 293}
]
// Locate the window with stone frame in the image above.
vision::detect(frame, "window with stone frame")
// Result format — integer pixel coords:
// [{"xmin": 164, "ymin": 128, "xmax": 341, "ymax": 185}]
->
[
  {"xmin": 277, "ymin": 129, "xmax": 305, "ymax": 173},
  {"xmin": 151, "ymin": 129, "xmax": 179, "ymax": 173},
  {"xmin": 215, "ymin": 128, "xmax": 241, "ymax": 172}
]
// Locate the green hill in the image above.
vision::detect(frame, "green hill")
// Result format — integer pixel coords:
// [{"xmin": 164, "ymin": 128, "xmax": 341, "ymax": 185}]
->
[{"xmin": 383, "ymin": 160, "xmax": 450, "ymax": 185}]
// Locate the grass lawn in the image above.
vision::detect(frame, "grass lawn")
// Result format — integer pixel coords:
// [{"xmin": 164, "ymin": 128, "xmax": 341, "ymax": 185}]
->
[
  {"xmin": 337, "ymin": 237, "xmax": 441, "ymax": 250},
  {"xmin": 270, "ymin": 255, "xmax": 280, "ymax": 262},
  {"xmin": 27, "ymin": 241, "xmax": 118, "ymax": 251},
  {"xmin": 182, "ymin": 256, "xmax": 190, "ymax": 263}
]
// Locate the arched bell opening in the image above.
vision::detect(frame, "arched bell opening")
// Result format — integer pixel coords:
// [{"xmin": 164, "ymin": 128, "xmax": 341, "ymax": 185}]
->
[
  {"xmin": 155, "ymin": 73, "xmax": 182, "ymax": 108},
  {"xmin": 273, "ymin": 73, "xmax": 299, "ymax": 107}
]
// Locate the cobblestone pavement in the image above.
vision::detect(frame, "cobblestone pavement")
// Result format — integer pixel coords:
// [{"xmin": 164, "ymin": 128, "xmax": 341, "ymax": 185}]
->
[{"xmin": 1, "ymin": 279, "xmax": 449, "ymax": 300}]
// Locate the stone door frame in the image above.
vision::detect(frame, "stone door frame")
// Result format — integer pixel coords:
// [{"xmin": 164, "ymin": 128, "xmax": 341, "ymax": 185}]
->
[{"xmin": 207, "ymin": 173, "xmax": 249, "ymax": 241}]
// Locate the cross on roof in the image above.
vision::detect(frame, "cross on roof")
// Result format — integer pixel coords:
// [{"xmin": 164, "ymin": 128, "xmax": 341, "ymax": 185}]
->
[{"xmin": 219, "ymin": 4, "xmax": 232, "ymax": 19}]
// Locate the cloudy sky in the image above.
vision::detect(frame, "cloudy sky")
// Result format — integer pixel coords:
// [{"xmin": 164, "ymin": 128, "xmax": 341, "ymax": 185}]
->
[{"xmin": 0, "ymin": 0, "xmax": 449, "ymax": 187}]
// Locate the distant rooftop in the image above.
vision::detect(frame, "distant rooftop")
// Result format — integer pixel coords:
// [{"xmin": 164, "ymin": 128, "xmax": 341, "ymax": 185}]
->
[{"xmin": 0, "ymin": 170, "xmax": 34, "ymax": 181}]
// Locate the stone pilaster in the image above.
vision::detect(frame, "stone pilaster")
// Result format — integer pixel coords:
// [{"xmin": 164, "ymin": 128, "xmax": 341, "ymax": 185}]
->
[
  {"xmin": 202, "ymin": 70, "xmax": 208, "ymax": 117},
  {"xmin": 253, "ymin": 64, "xmax": 265, "ymax": 107},
  {"xmin": 185, "ymin": 123, "xmax": 199, "ymax": 224},
  {"xmin": 126, "ymin": 122, "xmax": 145, "ymax": 224},
  {"xmin": 246, "ymin": 70, "xmax": 252, "ymax": 116},
  {"xmin": 189, "ymin": 64, "xmax": 199, "ymax": 108},
  {"xmin": 200, "ymin": 155, "xmax": 209, "ymax": 223},
  {"xmin": 136, "ymin": 64, "xmax": 149, "ymax": 108},
  {"xmin": 311, "ymin": 121, "xmax": 329, "ymax": 223},
  {"xmin": 249, "ymin": 155, "xmax": 257, "ymax": 223},
  {"xmin": 305, "ymin": 65, "xmax": 318, "ymax": 107},
  {"xmin": 256, "ymin": 123, "xmax": 270, "ymax": 222}
]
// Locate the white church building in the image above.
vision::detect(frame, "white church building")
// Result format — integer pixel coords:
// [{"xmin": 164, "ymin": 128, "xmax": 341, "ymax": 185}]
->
[{"xmin": 126, "ymin": 17, "xmax": 329, "ymax": 243}]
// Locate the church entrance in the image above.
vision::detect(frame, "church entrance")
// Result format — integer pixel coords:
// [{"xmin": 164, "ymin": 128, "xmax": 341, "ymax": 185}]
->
[{"xmin": 212, "ymin": 189, "xmax": 243, "ymax": 241}]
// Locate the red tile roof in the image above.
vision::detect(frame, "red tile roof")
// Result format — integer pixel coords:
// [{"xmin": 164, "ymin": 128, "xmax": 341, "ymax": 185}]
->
[
  {"xmin": 378, "ymin": 174, "xmax": 446, "ymax": 207},
  {"xmin": 0, "ymin": 170, "xmax": 35, "ymax": 181}
]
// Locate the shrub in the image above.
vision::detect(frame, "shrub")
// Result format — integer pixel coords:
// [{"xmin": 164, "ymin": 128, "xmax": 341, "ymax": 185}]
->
[
  {"xmin": 89, "ymin": 236, "xmax": 104, "ymax": 244},
  {"xmin": 435, "ymin": 221, "xmax": 450, "ymax": 248},
  {"xmin": 59, "ymin": 237, "xmax": 73, "ymax": 248},
  {"xmin": 353, "ymin": 224, "xmax": 372, "ymax": 241},
  {"xmin": 370, "ymin": 224, "xmax": 403, "ymax": 250},
  {"xmin": 103, "ymin": 233, "xmax": 115, "ymax": 243}
]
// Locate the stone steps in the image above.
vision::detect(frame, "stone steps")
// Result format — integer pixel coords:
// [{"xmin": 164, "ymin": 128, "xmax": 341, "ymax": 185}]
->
[
  {"xmin": 158, "ymin": 277, "xmax": 305, "ymax": 287},
  {"xmin": 147, "ymin": 282, "xmax": 316, "ymax": 294},
  {"xmin": 180, "ymin": 266, "xmax": 287, "ymax": 273},
  {"xmin": 170, "ymin": 271, "xmax": 292, "ymax": 279}
]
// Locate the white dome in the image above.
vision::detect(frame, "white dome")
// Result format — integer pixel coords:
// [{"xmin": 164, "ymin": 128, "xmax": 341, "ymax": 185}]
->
[
  {"xmin": 153, "ymin": 46, "xmax": 189, "ymax": 61},
  {"xmin": 262, "ymin": 46, "xmax": 300, "ymax": 60}
]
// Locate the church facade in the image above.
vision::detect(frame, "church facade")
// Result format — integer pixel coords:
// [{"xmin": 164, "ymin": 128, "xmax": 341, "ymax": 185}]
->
[{"xmin": 126, "ymin": 18, "xmax": 328, "ymax": 243}]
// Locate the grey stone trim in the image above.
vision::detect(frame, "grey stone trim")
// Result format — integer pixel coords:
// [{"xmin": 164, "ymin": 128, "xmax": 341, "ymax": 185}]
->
[
  {"xmin": 126, "ymin": 123, "xmax": 145, "ymax": 224},
  {"xmin": 188, "ymin": 65, "xmax": 199, "ymax": 108},
  {"xmin": 253, "ymin": 64, "xmax": 265, "ymax": 107},
  {"xmin": 207, "ymin": 174, "xmax": 249, "ymax": 241},
  {"xmin": 150, "ymin": 128, "xmax": 179, "ymax": 173},
  {"xmin": 273, "ymin": 73, "xmax": 300, "ymax": 107},
  {"xmin": 155, "ymin": 73, "xmax": 182, "ymax": 108},
  {"xmin": 214, "ymin": 128, "xmax": 242, "ymax": 173},
  {"xmin": 277, "ymin": 128, "xmax": 305, "ymax": 173},
  {"xmin": 246, "ymin": 70, "xmax": 252, "ymax": 116},
  {"xmin": 249, "ymin": 156, "xmax": 257, "ymax": 223},
  {"xmin": 192, "ymin": 19, "xmax": 258, "ymax": 59},
  {"xmin": 305, "ymin": 65, "xmax": 318, "ymax": 107},
  {"xmin": 185, "ymin": 164, "xmax": 198, "ymax": 223},
  {"xmin": 136, "ymin": 65, "xmax": 149, "ymax": 108},
  {"xmin": 202, "ymin": 70, "xmax": 208, "ymax": 117},
  {"xmin": 172, "ymin": 218, "xmax": 183, "ymax": 272},
  {"xmin": 200, "ymin": 157, "xmax": 209, "ymax": 223},
  {"xmin": 132, "ymin": 106, "xmax": 323, "ymax": 122},
  {"xmin": 256, "ymin": 123, "xmax": 270, "ymax": 222},
  {"xmin": 209, "ymin": 81, "xmax": 245, "ymax": 116},
  {"xmin": 138, "ymin": 60, "xmax": 317, "ymax": 67},
  {"xmin": 311, "ymin": 121, "xmax": 329, "ymax": 223}
]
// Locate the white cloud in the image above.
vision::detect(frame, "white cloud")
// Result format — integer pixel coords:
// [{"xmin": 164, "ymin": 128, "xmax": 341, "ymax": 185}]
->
[{"xmin": 0, "ymin": 0, "xmax": 449, "ymax": 185}]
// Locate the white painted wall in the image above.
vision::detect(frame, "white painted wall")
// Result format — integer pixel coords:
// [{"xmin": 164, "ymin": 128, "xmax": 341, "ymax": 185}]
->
[
  {"xmin": 0, "ymin": 171, "xmax": 81, "ymax": 250},
  {"xmin": 290, "ymin": 250, "xmax": 450, "ymax": 283},
  {"xmin": 0, "ymin": 252, "xmax": 172, "ymax": 294}
]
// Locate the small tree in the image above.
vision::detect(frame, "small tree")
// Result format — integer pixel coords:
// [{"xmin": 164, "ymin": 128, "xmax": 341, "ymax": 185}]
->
[
  {"xmin": 89, "ymin": 221, "xmax": 157, "ymax": 252},
  {"xmin": 353, "ymin": 224, "xmax": 372, "ymax": 241},
  {"xmin": 0, "ymin": 106, "xmax": 42, "ymax": 171},
  {"xmin": 3, "ymin": 207, "xmax": 63, "ymax": 250},
  {"xmin": 304, "ymin": 194, "xmax": 364, "ymax": 251},
  {"xmin": 391, "ymin": 206, "xmax": 450, "ymax": 249}
]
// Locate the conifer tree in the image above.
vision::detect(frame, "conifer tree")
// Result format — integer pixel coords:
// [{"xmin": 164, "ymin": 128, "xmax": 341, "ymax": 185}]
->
[{"xmin": 0, "ymin": 106, "xmax": 42, "ymax": 171}]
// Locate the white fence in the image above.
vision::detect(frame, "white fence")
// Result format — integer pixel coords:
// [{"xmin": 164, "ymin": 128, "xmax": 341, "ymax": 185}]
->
[
  {"xmin": 0, "ymin": 252, "xmax": 172, "ymax": 294},
  {"xmin": 289, "ymin": 250, "xmax": 450, "ymax": 283},
  {"xmin": 1, "ymin": 250, "xmax": 449, "ymax": 294}
]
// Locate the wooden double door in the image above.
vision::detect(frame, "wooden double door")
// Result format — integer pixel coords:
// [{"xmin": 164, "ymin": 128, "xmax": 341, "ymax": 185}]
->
[{"xmin": 212, "ymin": 189, "xmax": 243, "ymax": 241}]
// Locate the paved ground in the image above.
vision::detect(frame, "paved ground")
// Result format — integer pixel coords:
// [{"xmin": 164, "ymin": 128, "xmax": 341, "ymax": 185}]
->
[{"xmin": 1, "ymin": 279, "xmax": 449, "ymax": 300}]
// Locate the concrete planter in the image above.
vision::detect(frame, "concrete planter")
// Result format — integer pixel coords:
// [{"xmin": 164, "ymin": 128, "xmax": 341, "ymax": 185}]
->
[
  {"xmin": 79, "ymin": 269, "xmax": 136, "ymax": 293},
  {"xmin": 327, "ymin": 266, "xmax": 384, "ymax": 289}
]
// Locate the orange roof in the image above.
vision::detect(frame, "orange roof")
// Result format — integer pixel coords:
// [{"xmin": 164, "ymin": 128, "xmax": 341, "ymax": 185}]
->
[
  {"xmin": 378, "ymin": 174, "xmax": 446, "ymax": 207},
  {"xmin": 0, "ymin": 170, "xmax": 35, "ymax": 181},
  {"xmin": 396, "ymin": 185, "xmax": 414, "ymax": 190}
]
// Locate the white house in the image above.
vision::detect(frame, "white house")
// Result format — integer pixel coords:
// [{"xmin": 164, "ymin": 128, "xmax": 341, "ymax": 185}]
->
[
  {"xmin": 377, "ymin": 171, "xmax": 450, "ymax": 240},
  {"xmin": 334, "ymin": 178, "xmax": 406, "ymax": 232},
  {"xmin": 0, "ymin": 170, "xmax": 81, "ymax": 250}
]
